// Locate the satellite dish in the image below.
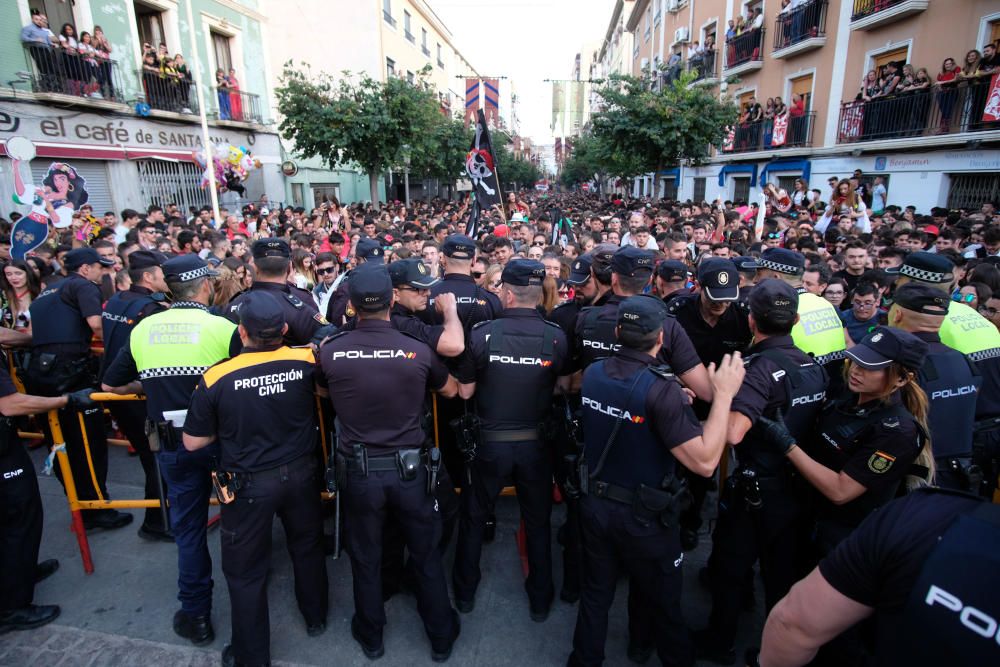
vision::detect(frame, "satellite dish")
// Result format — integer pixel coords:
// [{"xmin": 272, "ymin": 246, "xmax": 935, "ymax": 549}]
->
[{"xmin": 135, "ymin": 102, "xmax": 151, "ymax": 117}]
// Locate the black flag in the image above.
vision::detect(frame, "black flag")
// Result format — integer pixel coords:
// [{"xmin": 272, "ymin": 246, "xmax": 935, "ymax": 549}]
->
[{"xmin": 465, "ymin": 109, "xmax": 502, "ymax": 237}]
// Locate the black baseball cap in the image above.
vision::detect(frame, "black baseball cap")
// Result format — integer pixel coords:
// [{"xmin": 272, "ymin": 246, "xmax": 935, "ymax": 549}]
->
[
  {"xmin": 698, "ymin": 258, "xmax": 739, "ymax": 301},
  {"xmin": 617, "ymin": 295, "xmax": 668, "ymax": 334},
  {"xmin": 128, "ymin": 250, "xmax": 166, "ymax": 271},
  {"xmin": 238, "ymin": 292, "xmax": 285, "ymax": 341},
  {"xmin": 388, "ymin": 258, "xmax": 439, "ymax": 289},
  {"xmin": 442, "ymin": 234, "xmax": 477, "ymax": 259},
  {"xmin": 892, "ymin": 283, "xmax": 950, "ymax": 315},
  {"xmin": 657, "ymin": 260, "xmax": 691, "ymax": 282},
  {"xmin": 356, "ymin": 238, "xmax": 385, "ymax": 264},
  {"xmin": 162, "ymin": 255, "xmax": 219, "ymax": 283},
  {"xmin": 566, "ymin": 253, "xmax": 594, "ymax": 286},
  {"xmin": 348, "ymin": 263, "xmax": 393, "ymax": 312},
  {"xmin": 501, "ymin": 259, "xmax": 545, "ymax": 287},
  {"xmin": 749, "ymin": 279, "xmax": 799, "ymax": 323},
  {"xmin": 757, "ymin": 248, "xmax": 805, "ymax": 276},
  {"xmin": 846, "ymin": 327, "xmax": 928, "ymax": 371},
  {"xmin": 610, "ymin": 246, "xmax": 655, "ymax": 277},
  {"xmin": 732, "ymin": 256, "xmax": 758, "ymax": 272},
  {"xmin": 252, "ymin": 238, "xmax": 291, "ymax": 259},
  {"xmin": 64, "ymin": 247, "xmax": 114, "ymax": 270},
  {"xmin": 885, "ymin": 251, "xmax": 954, "ymax": 284}
]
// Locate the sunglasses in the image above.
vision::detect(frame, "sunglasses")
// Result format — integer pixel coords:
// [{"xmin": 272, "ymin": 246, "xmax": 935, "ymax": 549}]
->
[
  {"xmin": 315, "ymin": 267, "xmax": 335, "ymax": 275},
  {"xmin": 952, "ymin": 292, "xmax": 976, "ymax": 304}
]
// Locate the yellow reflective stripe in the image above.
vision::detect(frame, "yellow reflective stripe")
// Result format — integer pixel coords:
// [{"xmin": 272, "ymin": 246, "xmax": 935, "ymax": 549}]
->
[{"xmin": 202, "ymin": 346, "xmax": 315, "ymax": 389}]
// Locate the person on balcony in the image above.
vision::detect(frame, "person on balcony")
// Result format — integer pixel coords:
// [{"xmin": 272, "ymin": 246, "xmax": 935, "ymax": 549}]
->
[
  {"xmin": 175, "ymin": 54, "xmax": 192, "ymax": 114},
  {"xmin": 57, "ymin": 23, "xmax": 83, "ymax": 97},
  {"xmin": 763, "ymin": 98, "xmax": 776, "ymax": 146},
  {"xmin": 92, "ymin": 26, "xmax": 114, "ymax": 100},
  {"xmin": 20, "ymin": 12, "xmax": 58, "ymax": 93},
  {"xmin": 216, "ymin": 69, "xmax": 231, "ymax": 120},
  {"xmin": 77, "ymin": 32, "xmax": 101, "ymax": 98},
  {"xmin": 228, "ymin": 68, "xmax": 243, "ymax": 122},
  {"xmin": 141, "ymin": 51, "xmax": 164, "ymax": 110},
  {"xmin": 789, "ymin": 94, "xmax": 806, "ymax": 145}
]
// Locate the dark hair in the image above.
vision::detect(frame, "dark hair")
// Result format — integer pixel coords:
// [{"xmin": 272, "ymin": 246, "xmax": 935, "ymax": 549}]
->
[
  {"xmin": 851, "ymin": 282, "xmax": 879, "ymax": 300},
  {"xmin": 804, "ymin": 263, "xmax": 831, "ymax": 284},
  {"xmin": 177, "ymin": 229, "xmax": 198, "ymax": 250},
  {"xmin": 2, "ymin": 259, "xmax": 41, "ymax": 301},
  {"xmin": 617, "ymin": 326, "xmax": 660, "ymax": 352},
  {"xmin": 314, "ymin": 252, "xmax": 336, "ymax": 265},
  {"xmin": 615, "ymin": 272, "xmax": 651, "ymax": 295},
  {"xmin": 254, "ymin": 256, "xmax": 289, "ymax": 278}
]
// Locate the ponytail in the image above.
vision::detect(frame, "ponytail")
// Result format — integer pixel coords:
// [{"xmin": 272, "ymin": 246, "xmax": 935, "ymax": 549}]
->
[{"xmin": 897, "ymin": 373, "xmax": 935, "ymax": 489}]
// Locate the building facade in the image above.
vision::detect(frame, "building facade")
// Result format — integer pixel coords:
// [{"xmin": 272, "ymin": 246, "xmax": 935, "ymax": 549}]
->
[
  {"xmin": 2, "ymin": 0, "xmax": 283, "ymax": 217},
  {"xmin": 619, "ymin": 0, "xmax": 1000, "ymax": 211}
]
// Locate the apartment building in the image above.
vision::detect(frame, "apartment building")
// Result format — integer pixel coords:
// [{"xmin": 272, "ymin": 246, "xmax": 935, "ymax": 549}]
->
[
  {"xmin": 621, "ymin": 0, "xmax": 1000, "ymax": 211},
  {"xmin": 1, "ymin": 0, "xmax": 282, "ymax": 214},
  {"xmin": 263, "ymin": 0, "xmax": 484, "ymax": 206}
]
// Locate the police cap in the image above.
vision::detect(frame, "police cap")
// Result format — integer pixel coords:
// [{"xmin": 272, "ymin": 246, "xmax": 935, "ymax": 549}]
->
[
  {"xmin": 355, "ymin": 238, "xmax": 385, "ymax": 264},
  {"xmin": 501, "ymin": 259, "xmax": 545, "ymax": 287},
  {"xmin": 731, "ymin": 255, "xmax": 758, "ymax": 272},
  {"xmin": 590, "ymin": 243, "xmax": 618, "ymax": 277},
  {"xmin": 656, "ymin": 259, "xmax": 691, "ymax": 282},
  {"xmin": 566, "ymin": 253, "xmax": 594, "ymax": 286},
  {"xmin": 617, "ymin": 295, "xmax": 668, "ymax": 334},
  {"xmin": 893, "ymin": 283, "xmax": 950, "ymax": 315},
  {"xmin": 128, "ymin": 250, "xmax": 167, "ymax": 271},
  {"xmin": 65, "ymin": 247, "xmax": 114, "ymax": 270},
  {"xmin": 252, "ymin": 238, "xmax": 291, "ymax": 259},
  {"xmin": 442, "ymin": 234, "xmax": 477, "ymax": 259},
  {"xmin": 348, "ymin": 263, "xmax": 393, "ymax": 312},
  {"xmin": 388, "ymin": 258, "xmax": 439, "ymax": 289},
  {"xmin": 239, "ymin": 292, "xmax": 285, "ymax": 341},
  {"xmin": 162, "ymin": 254, "xmax": 219, "ymax": 283},
  {"xmin": 610, "ymin": 246, "xmax": 655, "ymax": 277},
  {"xmin": 846, "ymin": 327, "xmax": 928, "ymax": 372},
  {"xmin": 698, "ymin": 257, "xmax": 739, "ymax": 301},
  {"xmin": 885, "ymin": 251, "xmax": 954, "ymax": 284},
  {"xmin": 749, "ymin": 278, "xmax": 798, "ymax": 324},
  {"xmin": 757, "ymin": 248, "xmax": 806, "ymax": 276}
]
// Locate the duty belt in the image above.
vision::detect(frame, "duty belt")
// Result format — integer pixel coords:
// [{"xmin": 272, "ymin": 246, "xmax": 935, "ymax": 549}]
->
[
  {"xmin": 591, "ymin": 480, "xmax": 637, "ymax": 505},
  {"xmin": 974, "ymin": 416, "xmax": 1000, "ymax": 434},
  {"xmin": 481, "ymin": 428, "xmax": 539, "ymax": 443},
  {"xmin": 345, "ymin": 453, "xmax": 399, "ymax": 472},
  {"xmin": 232, "ymin": 453, "xmax": 314, "ymax": 486}
]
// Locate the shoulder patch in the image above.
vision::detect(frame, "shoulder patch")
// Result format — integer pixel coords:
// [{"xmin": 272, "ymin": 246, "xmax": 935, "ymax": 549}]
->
[
  {"xmin": 285, "ymin": 293, "xmax": 304, "ymax": 309},
  {"xmin": 881, "ymin": 416, "xmax": 900, "ymax": 429},
  {"xmin": 867, "ymin": 450, "xmax": 896, "ymax": 474}
]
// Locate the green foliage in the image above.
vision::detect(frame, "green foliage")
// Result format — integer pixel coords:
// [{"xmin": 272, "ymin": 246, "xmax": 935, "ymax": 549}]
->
[{"xmin": 493, "ymin": 135, "xmax": 542, "ymax": 190}]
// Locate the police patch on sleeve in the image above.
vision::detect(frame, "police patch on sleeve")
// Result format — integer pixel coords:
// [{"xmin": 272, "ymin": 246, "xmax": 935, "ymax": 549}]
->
[{"xmin": 867, "ymin": 450, "xmax": 896, "ymax": 474}]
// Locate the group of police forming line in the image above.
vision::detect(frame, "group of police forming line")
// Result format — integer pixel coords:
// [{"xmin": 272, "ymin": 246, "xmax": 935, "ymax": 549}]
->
[{"xmin": 1, "ymin": 233, "xmax": 999, "ymax": 667}]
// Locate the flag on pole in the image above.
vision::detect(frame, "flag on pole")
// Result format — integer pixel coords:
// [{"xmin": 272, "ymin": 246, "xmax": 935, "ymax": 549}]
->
[
  {"xmin": 484, "ymin": 78, "xmax": 500, "ymax": 127},
  {"xmin": 465, "ymin": 109, "xmax": 503, "ymax": 238},
  {"xmin": 465, "ymin": 78, "xmax": 480, "ymax": 127}
]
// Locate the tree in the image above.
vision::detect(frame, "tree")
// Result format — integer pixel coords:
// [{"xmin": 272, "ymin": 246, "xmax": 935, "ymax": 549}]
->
[
  {"xmin": 589, "ymin": 70, "xmax": 739, "ymax": 200},
  {"xmin": 411, "ymin": 112, "xmax": 470, "ymax": 185},
  {"xmin": 276, "ymin": 64, "xmax": 443, "ymax": 204},
  {"xmin": 492, "ymin": 134, "xmax": 542, "ymax": 192}
]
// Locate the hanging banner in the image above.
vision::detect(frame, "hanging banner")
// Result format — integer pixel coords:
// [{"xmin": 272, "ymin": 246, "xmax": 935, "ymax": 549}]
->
[
  {"xmin": 568, "ymin": 81, "xmax": 585, "ymax": 133},
  {"xmin": 483, "ymin": 78, "xmax": 500, "ymax": 127},
  {"xmin": 551, "ymin": 82, "xmax": 566, "ymax": 135},
  {"xmin": 555, "ymin": 137, "xmax": 563, "ymax": 164},
  {"xmin": 771, "ymin": 112, "xmax": 789, "ymax": 147},
  {"xmin": 983, "ymin": 72, "xmax": 1000, "ymax": 122},
  {"xmin": 722, "ymin": 127, "xmax": 735, "ymax": 152},
  {"xmin": 839, "ymin": 101, "xmax": 865, "ymax": 142},
  {"xmin": 464, "ymin": 78, "xmax": 480, "ymax": 128}
]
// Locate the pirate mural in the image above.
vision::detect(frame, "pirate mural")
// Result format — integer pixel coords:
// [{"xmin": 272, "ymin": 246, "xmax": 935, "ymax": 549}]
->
[{"xmin": 8, "ymin": 137, "xmax": 90, "ymax": 259}]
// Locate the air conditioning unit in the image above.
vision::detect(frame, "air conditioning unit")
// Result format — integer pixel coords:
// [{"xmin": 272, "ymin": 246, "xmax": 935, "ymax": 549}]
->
[
  {"xmin": 667, "ymin": 0, "xmax": 681, "ymax": 13},
  {"xmin": 674, "ymin": 27, "xmax": 690, "ymax": 43}
]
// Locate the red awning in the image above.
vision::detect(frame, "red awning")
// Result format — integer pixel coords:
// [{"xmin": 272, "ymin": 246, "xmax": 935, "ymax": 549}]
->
[{"xmin": 0, "ymin": 140, "xmax": 196, "ymax": 162}]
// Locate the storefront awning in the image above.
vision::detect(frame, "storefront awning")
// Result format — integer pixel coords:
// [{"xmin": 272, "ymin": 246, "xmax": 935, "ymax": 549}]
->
[
  {"xmin": 0, "ymin": 140, "xmax": 196, "ymax": 163},
  {"xmin": 718, "ymin": 164, "xmax": 757, "ymax": 187},
  {"xmin": 759, "ymin": 159, "xmax": 811, "ymax": 186},
  {"xmin": 657, "ymin": 167, "xmax": 681, "ymax": 180}
]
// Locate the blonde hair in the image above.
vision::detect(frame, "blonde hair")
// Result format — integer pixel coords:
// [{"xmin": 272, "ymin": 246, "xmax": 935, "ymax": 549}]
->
[{"xmin": 212, "ymin": 263, "xmax": 244, "ymax": 310}]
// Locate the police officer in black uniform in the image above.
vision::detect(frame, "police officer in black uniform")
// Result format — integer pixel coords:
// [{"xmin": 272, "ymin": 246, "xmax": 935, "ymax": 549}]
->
[
  {"xmin": 100, "ymin": 249, "xmax": 172, "ymax": 541},
  {"xmin": 888, "ymin": 283, "xmax": 982, "ymax": 492},
  {"xmin": 695, "ymin": 280, "xmax": 828, "ymax": 665},
  {"xmin": 0, "ymin": 364, "xmax": 94, "ymax": 634},
  {"xmin": 325, "ymin": 237, "xmax": 386, "ymax": 326},
  {"xmin": 317, "ymin": 263, "xmax": 461, "ymax": 662},
  {"xmin": 227, "ymin": 238, "xmax": 335, "ymax": 346},
  {"xmin": 569, "ymin": 296, "xmax": 745, "ymax": 667},
  {"xmin": 184, "ymin": 293, "xmax": 328, "ymax": 667},
  {"xmin": 548, "ymin": 252, "xmax": 598, "ymax": 335},
  {"xmin": 452, "ymin": 259, "xmax": 570, "ymax": 621},
  {"xmin": 731, "ymin": 256, "xmax": 757, "ymax": 305},
  {"xmin": 25, "ymin": 247, "xmax": 132, "ymax": 530},
  {"xmin": 654, "ymin": 260, "xmax": 693, "ymax": 306}
]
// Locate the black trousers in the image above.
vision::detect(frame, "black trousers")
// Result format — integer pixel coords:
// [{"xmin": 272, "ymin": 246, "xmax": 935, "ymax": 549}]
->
[
  {"xmin": 0, "ymin": 443, "xmax": 43, "ymax": 612},
  {"xmin": 706, "ymin": 480, "xmax": 801, "ymax": 648},
  {"xmin": 220, "ymin": 455, "xmax": 328, "ymax": 664},
  {"xmin": 344, "ymin": 464, "xmax": 456, "ymax": 647},
  {"xmin": 453, "ymin": 440, "xmax": 554, "ymax": 609},
  {"xmin": 570, "ymin": 496, "xmax": 692, "ymax": 667},
  {"xmin": 109, "ymin": 401, "xmax": 167, "ymax": 529}
]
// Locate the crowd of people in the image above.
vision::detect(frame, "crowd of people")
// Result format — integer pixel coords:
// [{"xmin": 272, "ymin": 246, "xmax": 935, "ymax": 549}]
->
[
  {"xmin": 1, "ymin": 174, "xmax": 999, "ymax": 667},
  {"xmin": 139, "ymin": 41, "xmax": 195, "ymax": 114},
  {"xmin": 20, "ymin": 11, "xmax": 118, "ymax": 100}
]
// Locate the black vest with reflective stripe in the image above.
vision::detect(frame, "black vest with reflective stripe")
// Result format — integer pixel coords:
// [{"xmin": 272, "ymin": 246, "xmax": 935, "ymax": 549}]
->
[{"xmin": 918, "ymin": 347, "xmax": 980, "ymax": 459}]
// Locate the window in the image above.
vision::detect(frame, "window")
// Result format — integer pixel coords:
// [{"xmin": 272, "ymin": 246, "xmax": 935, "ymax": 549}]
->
[
  {"xmin": 662, "ymin": 178, "xmax": 678, "ymax": 200},
  {"xmin": 737, "ymin": 90, "xmax": 755, "ymax": 110},
  {"xmin": 290, "ymin": 182, "xmax": 304, "ymax": 207},
  {"xmin": 382, "ymin": 0, "xmax": 395, "ymax": 27},
  {"xmin": 437, "ymin": 43, "xmax": 444, "ymax": 68},
  {"xmin": 386, "ymin": 57, "xmax": 395, "ymax": 78},
  {"xmin": 313, "ymin": 184, "xmax": 342, "ymax": 206},
  {"xmin": 733, "ymin": 176, "xmax": 750, "ymax": 203},
  {"xmin": 990, "ymin": 18, "xmax": 1000, "ymax": 46},
  {"xmin": 136, "ymin": 160, "xmax": 207, "ymax": 212},
  {"xmin": 211, "ymin": 31, "xmax": 233, "ymax": 73},
  {"xmin": 693, "ymin": 177, "xmax": 706, "ymax": 203},
  {"xmin": 134, "ymin": 1, "xmax": 166, "ymax": 51},
  {"xmin": 872, "ymin": 46, "xmax": 908, "ymax": 80},
  {"xmin": 777, "ymin": 176, "xmax": 799, "ymax": 193},
  {"xmin": 404, "ymin": 11, "xmax": 413, "ymax": 40},
  {"xmin": 407, "ymin": 71, "xmax": 415, "ymax": 84},
  {"xmin": 421, "ymin": 29, "xmax": 429, "ymax": 56},
  {"xmin": 948, "ymin": 173, "xmax": 1000, "ymax": 210},
  {"xmin": 645, "ymin": 8, "xmax": 652, "ymax": 41},
  {"xmin": 791, "ymin": 73, "xmax": 813, "ymax": 111}
]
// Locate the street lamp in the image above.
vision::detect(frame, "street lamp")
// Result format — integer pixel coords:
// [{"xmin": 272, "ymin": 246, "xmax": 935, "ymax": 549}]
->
[{"xmin": 401, "ymin": 144, "xmax": 411, "ymax": 206}]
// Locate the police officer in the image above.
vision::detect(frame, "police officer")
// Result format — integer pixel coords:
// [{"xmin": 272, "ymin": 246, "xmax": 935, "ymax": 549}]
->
[
  {"xmin": 755, "ymin": 247, "xmax": 847, "ymax": 369},
  {"xmin": 695, "ymin": 280, "xmax": 828, "ymax": 665},
  {"xmin": 227, "ymin": 238, "xmax": 334, "ymax": 346},
  {"xmin": 731, "ymin": 256, "xmax": 758, "ymax": 305},
  {"xmin": 452, "ymin": 259, "xmax": 570, "ymax": 621},
  {"xmin": 888, "ymin": 283, "xmax": 982, "ymax": 492},
  {"xmin": 569, "ymin": 296, "xmax": 745, "ymax": 667},
  {"xmin": 25, "ymin": 247, "xmax": 132, "ymax": 530},
  {"xmin": 382, "ymin": 258, "xmax": 464, "ymax": 356},
  {"xmin": 317, "ymin": 263, "xmax": 461, "ymax": 662},
  {"xmin": 103, "ymin": 255, "xmax": 240, "ymax": 646},
  {"xmin": 0, "ymin": 364, "xmax": 94, "ymax": 634},
  {"xmin": 183, "ymin": 293, "xmax": 328, "ymax": 667},
  {"xmin": 757, "ymin": 488, "xmax": 1000, "ymax": 667},
  {"xmin": 548, "ymin": 252, "xmax": 598, "ymax": 335},
  {"xmin": 325, "ymin": 237, "xmax": 386, "ymax": 326},
  {"xmin": 654, "ymin": 259, "xmax": 694, "ymax": 305},
  {"xmin": 100, "ymin": 249, "xmax": 172, "ymax": 541}
]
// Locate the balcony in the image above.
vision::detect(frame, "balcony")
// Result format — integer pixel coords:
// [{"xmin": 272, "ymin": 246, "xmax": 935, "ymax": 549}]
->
[
  {"xmin": 214, "ymin": 89, "xmax": 262, "ymax": 124},
  {"xmin": 383, "ymin": 11, "xmax": 396, "ymax": 28},
  {"xmin": 836, "ymin": 80, "xmax": 996, "ymax": 144},
  {"xmin": 138, "ymin": 67, "xmax": 198, "ymax": 116},
  {"xmin": 687, "ymin": 50, "xmax": 718, "ymax": 85},
  {"xmin": 724, "ymin": 28, "xmax": 765, "ymax": 76},
  {"xmin": 22, "ymin": 44, "xmax": 126, "ymax": 106},
  {"xmin": 772, "ymin": 0, "xmax": 828, "ymax": 59},
  {"xmin": 722, "ymin": 112, "xmax": 816, "ymax": 154},
  {"xmin": 850, "ymin": 0, "xmax": 928, "ymax": 31}
]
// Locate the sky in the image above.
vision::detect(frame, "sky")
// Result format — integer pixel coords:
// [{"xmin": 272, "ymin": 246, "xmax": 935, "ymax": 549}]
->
[{"xmin": 431, "ymin": 0, "xmax": 613, "ymax": 145}]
